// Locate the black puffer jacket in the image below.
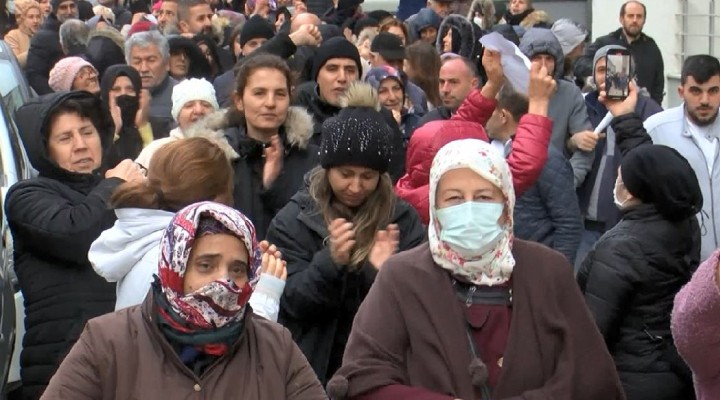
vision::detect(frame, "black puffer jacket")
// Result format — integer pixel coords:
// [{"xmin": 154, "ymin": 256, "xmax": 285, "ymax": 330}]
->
[
  {"xmin": 577, "ymin": 204, "xmax": 700, "ymax": 400},
  {"xmin": 5, "ymin": 92, "xmax": 120, "ymax": 400},
  {"xmin": 266, "ymin": 187, "xmax": 425, "ymax": 385},
  {"xmin": 514, "ymin": 147, "xmax": 582, "ymax": 263},
  {"xmin": 191, "ymin": 106, "xmax": 319, "ymax": 239},
  {"xmin": 25, "ymin": 14, "xmax": 62, "ymax": 95},
  {"xmin": 293, "ymin": 81, "xmax": 406, "ymax": 182}
]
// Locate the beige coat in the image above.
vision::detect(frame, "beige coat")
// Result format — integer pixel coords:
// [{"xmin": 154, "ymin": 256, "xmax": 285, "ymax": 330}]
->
[
  {"xmin": 41, "ymin": 293, "xmax": 328, "ymax": 400},
  {"xmin": 5, "ymin": 28, "xmax": 31, "ymax": 67}
]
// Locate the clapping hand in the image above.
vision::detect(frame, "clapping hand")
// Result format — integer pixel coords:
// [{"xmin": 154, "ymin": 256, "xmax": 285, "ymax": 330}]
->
[{"xmin": 369, "ymin": 224, "xmax": 399, "ymax": 270}]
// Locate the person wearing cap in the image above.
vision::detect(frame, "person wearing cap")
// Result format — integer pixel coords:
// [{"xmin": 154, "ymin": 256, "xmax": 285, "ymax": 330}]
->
[
  {"xmin": 370, "ymin": 32, "xmax": 428, "ymax": 115},
  {"xmin": 48, "ymin": 56, "xmax": 101, "ymax": 94},
  {"xmin": 5, "ymin": 0, "xmax": 42, "ymax": 67},
  {"xmin": 239, "ymin": 14, "xmax": 276, "ymax": 56},
  {"xmin": 405, "ymin": 0, "xmax": 447, "ymax": 43},
  {"xmin": 42, "ymin": 202, "xmax": 326, "ymax": 399},
  {"xmin": 551, "ymin": 18, "xmax": 588, "ymax": 82},
  {"xmin": 25, "ymin": 0, "xmax": 78, "ymax": 94},
  {"xmin": 267, "ymin": 81, "xmax": 425, "ymax": 385},
  {"xmin": 578, "ymin": 140, "xmax": 701, "ymax": 399},
  {"xmin": 365, "ymin": 66, "xmax": 422, "ymax": 143},
  {"xmin": 126, "ymin": 30, "xmax": 179, "ymax": 139},
  {"xmin": 573, "ymin": 44, "xmax": 662, "ymax": 269},
  {"xmin": 294, "ymin": 37, "xmax": 407, "ymax": 181},
  {"xmin": 136, "ymin": 78, "xmax": 228, "ymax": 169},
  {"xmin": 327, "ymin": 138, "xmax": 624, "ymax": 400}
]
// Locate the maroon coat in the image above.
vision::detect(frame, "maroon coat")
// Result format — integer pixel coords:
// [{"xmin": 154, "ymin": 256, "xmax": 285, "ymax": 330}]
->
[
  {"xmin": 40, "ymin": 293, "xmax": 328, "ymax": 400},
  {"xmin": 328, "ymin": 240, "xmax": 626, "ymax": 400}
]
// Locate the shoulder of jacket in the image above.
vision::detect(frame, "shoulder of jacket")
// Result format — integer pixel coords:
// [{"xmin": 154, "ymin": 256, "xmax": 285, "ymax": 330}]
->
[{"xmin": 644, "ymin": 106, "xmax": 684, "ymax": 133}]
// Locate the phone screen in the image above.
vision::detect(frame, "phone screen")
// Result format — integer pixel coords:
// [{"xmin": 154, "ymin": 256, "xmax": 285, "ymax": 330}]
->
[{"xmin": 606, "ymin": 52, "xmax": 631, "ymax": 99}]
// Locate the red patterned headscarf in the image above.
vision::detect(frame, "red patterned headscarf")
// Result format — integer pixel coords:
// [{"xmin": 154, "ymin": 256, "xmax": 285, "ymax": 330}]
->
[{"xmin": 157, "ymin": 201, "xmax": 260, "ymax": 331}]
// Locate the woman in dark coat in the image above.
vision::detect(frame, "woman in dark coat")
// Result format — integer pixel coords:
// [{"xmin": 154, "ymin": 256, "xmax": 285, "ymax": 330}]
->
[
  {"xmin": 266, "ymin": 81, "xmax": 426, "ymax": 385},
  {"xmin": 194, "ymin": 54, "xmax": 319, "ymax": 239},
  {"xmin": 5, "ymin": 91, "xmax": 145, "ymax": 400},
  {"xmin": 577, "ymin": 143, "xmax": 701, "ymax": 400},
  {"xmin": 327, "ymin": 138, "xmax": 623, "ymax": 399}
]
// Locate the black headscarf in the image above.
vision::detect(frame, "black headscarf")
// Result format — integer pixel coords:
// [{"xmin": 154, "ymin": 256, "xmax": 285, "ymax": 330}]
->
[
  {"xmin": 622, "ymin": 145, "xmax": 703, "ymax": 222},
  {"xmin": 100, "ymin": 65, "xmax": 142, "ymax": 105}
]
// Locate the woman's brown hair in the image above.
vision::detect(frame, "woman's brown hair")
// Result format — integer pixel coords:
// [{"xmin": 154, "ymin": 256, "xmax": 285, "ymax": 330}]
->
[
  {"xmin": 405, "ymin": 41, "xmax": 442, "ymax": 108},
  {"xmin": 110, "ymin": 137, "xmax": 234, "ymax": 211},
  {"xmin": 308, "ymin": 166, "xmax": 396, "ymax": 270},
  {"xmin": 234, "ymin": 53, "xmax": 294, "ymax": 97},
  {"xmin": 379, "ymin": 18, "xmax": 409, "ymax": 44}
]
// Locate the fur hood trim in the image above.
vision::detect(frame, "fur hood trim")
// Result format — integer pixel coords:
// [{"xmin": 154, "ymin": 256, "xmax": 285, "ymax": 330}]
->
[
  {"xmin": 181, "ymin": 117, "xmax": 240, "ymax": 161},
  {"xmin": 520, "ymin": 10, "xmax": 551, "ymax": 29},
  {"xmin": 340, "ymin": 81, "xmax": 381, "ymax": 111},
  {"xmin": 436, "ymin": 14, "xmax": 478, "ymax": 58},
  {"xmin": 88, "ymin": 28, "xmax": 124, "ymax": 49},
  {"xmin": 466, "ymin": 0, "xmax": 495, "ymax": 30},
  {"xmin": 192, "ymin": 106, "xmax": 315, "ymax": 150}
]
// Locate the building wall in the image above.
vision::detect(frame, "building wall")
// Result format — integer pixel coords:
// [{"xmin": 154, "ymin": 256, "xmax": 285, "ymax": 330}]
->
[{"xmin": 591, "ymin": 0, "xmax": 681, "ymax": 108}]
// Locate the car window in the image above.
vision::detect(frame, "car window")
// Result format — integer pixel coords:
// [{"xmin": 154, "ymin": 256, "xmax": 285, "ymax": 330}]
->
[{"xmin": 0, "ymin": 60, "xmax": 29, "ymax": 180}]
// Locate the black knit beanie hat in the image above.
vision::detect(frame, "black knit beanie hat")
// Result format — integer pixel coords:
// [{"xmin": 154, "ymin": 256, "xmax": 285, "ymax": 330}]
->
[
  {"xmin": 240, "ymin": 15, "xmax": 275, "ymax": 47},
  {"xmin": 320, "ymin": 82, "xmax": 392, "ymax": 173},
  {"xmin": 312, "ymin": 37, "xmax": 363, "ymax": 82},
  {"xmin": 621, "ymin": 144, "xmax": 703, "ymax": 222}
]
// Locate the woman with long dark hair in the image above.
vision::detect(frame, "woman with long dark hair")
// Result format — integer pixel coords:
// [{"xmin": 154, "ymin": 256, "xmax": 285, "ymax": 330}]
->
[{"xmin": 404, "ymin": 41, "xmax": 442, "ymax": 109}]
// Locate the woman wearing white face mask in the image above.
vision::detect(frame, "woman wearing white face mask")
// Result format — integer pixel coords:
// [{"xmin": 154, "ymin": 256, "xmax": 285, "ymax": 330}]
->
[
  {"xmin": 327, "ymin": 139, "xmax": 624, "ymax": 400},
  {"xmin": 577, "ymin": 144, "xmax": 703, "ymax": 400}
]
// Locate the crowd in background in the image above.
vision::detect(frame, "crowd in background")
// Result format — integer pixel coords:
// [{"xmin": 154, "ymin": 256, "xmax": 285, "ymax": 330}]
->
[{"xmin": 1, "ymin": 0, "xmax": 720, "ymax": 399}]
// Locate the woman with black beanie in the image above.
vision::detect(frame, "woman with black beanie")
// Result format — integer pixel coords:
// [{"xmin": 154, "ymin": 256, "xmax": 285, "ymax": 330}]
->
[{"xmin": 577, "ymin": 110, "xmax": 702, "ymax": 400}]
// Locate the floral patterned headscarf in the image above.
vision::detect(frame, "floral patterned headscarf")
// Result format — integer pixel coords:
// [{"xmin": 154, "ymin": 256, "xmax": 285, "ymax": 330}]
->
[
  {"xmin": 158, "ymin": 201, "xmax": 261, "ymax": 330},
  {"xmin": 428, "ymin": 139, "xmax": 516, "ymax": 286}
]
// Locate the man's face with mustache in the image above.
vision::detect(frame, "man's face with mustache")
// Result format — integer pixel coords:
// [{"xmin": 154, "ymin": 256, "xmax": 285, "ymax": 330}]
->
[
  {"xmin": 681, "ymin": 75, "xmax": 720, "ymax": 127},
  {"xmin": 129, "ymin": 44, "xmax": 169, "ymax": 89}
]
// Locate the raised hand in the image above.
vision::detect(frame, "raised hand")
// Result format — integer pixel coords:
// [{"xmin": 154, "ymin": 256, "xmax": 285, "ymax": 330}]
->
[
  {"xmin": 369, "ymin": 224, "xmax": 399, "ymax": 270},
  {"xmin": 105, "ymin": 159, "xmax": 146, "ymax": 183},
  {"xmin": 599, "ymin": 80, "xmax": 639, "ymax": 117},
  {"xmin": 262, "ymin": 135, "xmax": 284, "ymax": 189},
  {"xmin": 329, "ymin": 218, "xmax": 356, "ymax": 266}
]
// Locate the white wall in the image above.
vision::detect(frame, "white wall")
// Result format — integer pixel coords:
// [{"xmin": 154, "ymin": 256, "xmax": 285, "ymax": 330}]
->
[{"xmin": 591, "ymin": 0, "xmax": 681, "ymax": 108}]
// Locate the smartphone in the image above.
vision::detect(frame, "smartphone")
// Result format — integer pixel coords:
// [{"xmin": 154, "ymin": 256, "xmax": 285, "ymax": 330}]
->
[{"xmin": 605, "ymin": 48, "xmax": 632, "ymax": 100}]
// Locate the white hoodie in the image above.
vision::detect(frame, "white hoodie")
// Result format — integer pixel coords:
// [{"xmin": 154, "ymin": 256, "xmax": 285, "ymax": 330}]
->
[{"xmin": 89, "ymin": 208, "xmax": 284, "ymax": 321}]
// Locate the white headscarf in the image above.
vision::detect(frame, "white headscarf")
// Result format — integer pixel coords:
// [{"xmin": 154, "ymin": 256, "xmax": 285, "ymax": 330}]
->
[{"xmin": 428, "ymin": 139, "xmax": 516, "ymax": 286}]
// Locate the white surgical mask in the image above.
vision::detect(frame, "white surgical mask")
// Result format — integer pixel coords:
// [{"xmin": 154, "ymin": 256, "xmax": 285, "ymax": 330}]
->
[{"xmin": 473, "ymin": 16, "xmax": 484, "ymax": 29}]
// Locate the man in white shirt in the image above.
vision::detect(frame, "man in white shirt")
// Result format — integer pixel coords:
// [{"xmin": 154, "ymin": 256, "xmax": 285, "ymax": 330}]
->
[{"xmin": 644, "ymin": 54, "xmax": 720, "ymax": 260}]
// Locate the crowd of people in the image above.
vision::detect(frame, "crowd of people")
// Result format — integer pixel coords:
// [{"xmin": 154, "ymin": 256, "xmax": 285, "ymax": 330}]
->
[{"xmin": 1, "ymin": 0, "xmax": 720, "ymax": 399}]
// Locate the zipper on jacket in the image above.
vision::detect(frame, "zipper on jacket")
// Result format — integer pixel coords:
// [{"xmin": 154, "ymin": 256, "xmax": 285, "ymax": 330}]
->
[{"xmin": 687, "ymin": 131, "xmax": 719, "ymax": 251}]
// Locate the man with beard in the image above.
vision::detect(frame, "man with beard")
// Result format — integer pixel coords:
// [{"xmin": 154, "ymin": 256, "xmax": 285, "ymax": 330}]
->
[
  {"xmin": 25, "ymin": 0, "xmax": 78, "ymax": 94},
  {"xmin": 574, "ymin": 1, "xmax": 664, "ymax": 105},
  {"xmin": 125, "ymin": 30, "xmax": 178, "ymax": 139},
  {"xmin": 177, "ymin": 0, "xmax": 213, "ymax": 36},
  {"xmin": 157, "ymin": 0, "xmax": 178, "ymax": 32},
  {"xmin": 644, "ymin": 55, "xmax": 720, "ymax": 261}
]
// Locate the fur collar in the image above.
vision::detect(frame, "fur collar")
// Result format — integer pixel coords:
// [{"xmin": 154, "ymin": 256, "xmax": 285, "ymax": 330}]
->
[
  {"xmin": 436, "ymin": 14, "xmax": 478, "ymax": 58},
  {"xmin": 192, "ymin": 106, "xmax": 315, "ymax": 150},
  {"xmin": 520, "ymin": 10, "xmax": 551, "ymax": 29},
  {"xmin": 88, "ymin": 28, "xmax": 124, "ymax": 49}
]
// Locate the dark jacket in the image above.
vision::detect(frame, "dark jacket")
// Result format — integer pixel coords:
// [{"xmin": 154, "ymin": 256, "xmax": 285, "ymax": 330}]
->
[
  {"xmin": 575, "ymin": 28, "xmax": 665, "ymax": 105},
  {"xmin": 266, "ymin": 189, "xmax": 425, "ymax": 385},
  {"xmin": 411, "ymin": 105, "xmax": 452, "ymax": 136},
  {"xmin": 25, "ymin": 14, "xmax": 62, "ymax": 95},
  {"xmin": 577, "ymin": 205, "xmax": 699, "ymax": 400},
  {"xmin": 577, "ymin": 92, "xmax": 662, "ymax": 230},
  {"xmin": 85, "ymin": 29, "xmax": 126, "ymax": 79},
  {"xmin": 514, "ymin": 146, "xmax": 583, "ymax": 262},
  {"xmin": 192, "ymin": 107, "xmax": 319, "ymax": 239},
  {"xmin": 396, "ymin": 0, "xmax": 425, "ymax": 21},
  {"xmin": 111, "ymin": 5, "xmax": 132, "ymax": 28},
  {"xmin": 327, "ymin": 241, "xmax": 625, "ymax": 400},
  {"xmin": 405, "ymin": 7, "xmax": 441, "ymax": 43},
  {"xmin": 149, "ymin": 75, "xmax": 178, "ymax": 139},
  {"xmin": 292, "ymin": 81, "xmax": 406, "ymax": 182},
  {"xmin": 5, "ymin": 91, "xmax": 120, "ymax": 400},
  {"xmin": 41, "ymin": 293, "xmax": 327, "ymax": 399}
]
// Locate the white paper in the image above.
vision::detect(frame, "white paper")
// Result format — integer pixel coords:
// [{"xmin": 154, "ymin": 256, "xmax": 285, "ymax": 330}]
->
[
  {"xmin": 595, "ymin": 112, "xmax": 614, "ymax": 134},
  {"xmin": 480, "ymin": 32, "xmax": 532, "ymax": 94}
]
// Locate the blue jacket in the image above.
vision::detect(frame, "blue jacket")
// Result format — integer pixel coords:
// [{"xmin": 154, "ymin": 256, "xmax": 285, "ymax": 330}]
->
[
  {"xmin": 514, "ymin": 146, "xmax": 583, "ymax": 262},
  {"xmin": 577, "ymin": 91, "xmax": 662, "ymax": 231},
  {"xmin": 396, "ymin": 0, "xmax": 426, "ymax": 21}
]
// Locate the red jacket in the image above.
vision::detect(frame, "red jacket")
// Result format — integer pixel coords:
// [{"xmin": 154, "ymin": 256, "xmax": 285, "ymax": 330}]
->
[{"xmin": 395, "ymin": 88, "xmax": 553, "ymax": 225}]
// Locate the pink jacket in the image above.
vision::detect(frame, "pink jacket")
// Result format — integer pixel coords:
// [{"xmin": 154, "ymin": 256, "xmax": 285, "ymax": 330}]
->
[
  {"xmin": 394, "ymin": 88, "xmax": 552, "ymax": 225},
  {"xmin": 672, "ymin": 250, "xmax": 720, "ymax": 400}
]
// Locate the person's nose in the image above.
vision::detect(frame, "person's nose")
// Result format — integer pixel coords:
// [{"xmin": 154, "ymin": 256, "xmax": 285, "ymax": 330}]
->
[
  {"xmin": 265, "ymin": 93, "xmax": 277, "ymax": 108},
  {"xmin": 337, "ymin": 70, "xmax": 347, "ymax": 83},
  {"xmin": 440, "ymin": 82, "xmax": 450, "ymax": 93},
  {"xmin": 72, "ymin": 132, "xmax": 89, "ymax": 152},
  {"xmin": 348, "ymin": 178, "xmax": 361, "ymax": 194}
]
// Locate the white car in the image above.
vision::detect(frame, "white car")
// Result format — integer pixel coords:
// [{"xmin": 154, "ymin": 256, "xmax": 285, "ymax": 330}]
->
[{"xmin": 0, "ymin": 40, "xmax": 34, "ymax": 399}]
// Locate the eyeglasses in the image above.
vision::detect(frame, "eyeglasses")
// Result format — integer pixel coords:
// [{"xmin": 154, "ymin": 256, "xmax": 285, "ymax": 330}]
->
[{"xmin": 77, "ymin": 67, "xmax": 98, "ymax": 80}]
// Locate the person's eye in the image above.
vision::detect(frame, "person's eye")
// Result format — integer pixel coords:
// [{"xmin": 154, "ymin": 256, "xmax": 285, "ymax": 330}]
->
[
  {"xmin": 81, "ymin": 130, "xmax": 95, "ymax": 136},
  {"xmin": 58, "ymin": 135, "xmax": 71, "ymax": 143}
]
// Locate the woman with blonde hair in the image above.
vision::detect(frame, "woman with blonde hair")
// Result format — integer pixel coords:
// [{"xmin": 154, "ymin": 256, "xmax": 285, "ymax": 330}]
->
[
  {"xmin": 266, "ymin": 82, "xmax": 425, "ymax": 385},
  {"xmin": 5, "ymin": 0, "xmax": 42, "ymax": 67},
  {"xmin": 90, "ymin": 137, "xmax": 287, "ymax": 321}
]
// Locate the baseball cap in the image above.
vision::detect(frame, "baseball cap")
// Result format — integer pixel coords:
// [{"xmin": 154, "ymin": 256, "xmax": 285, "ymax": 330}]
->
[{"xmin": 371, "ymin": 32, "xmax": 405, "ymax": 61}]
